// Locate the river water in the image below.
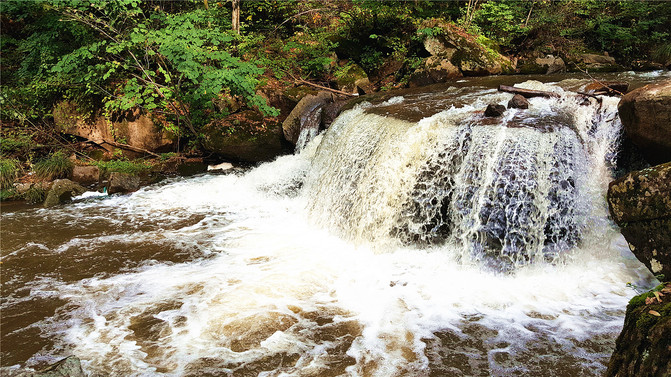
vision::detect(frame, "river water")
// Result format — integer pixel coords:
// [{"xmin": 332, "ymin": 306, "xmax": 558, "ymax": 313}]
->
[{"xmin": 1, "ymin": 71, "xmax": 669, "ymax": 376}]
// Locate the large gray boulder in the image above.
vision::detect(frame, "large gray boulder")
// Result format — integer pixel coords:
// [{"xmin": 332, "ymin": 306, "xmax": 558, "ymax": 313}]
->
[
  {"xmin": 608, "ymin": 162, "xmax": 671, "ymax": 281},
  {"xmin": 43, "ymin": 179, "xmax": 86, "ymax": 208},
  {"xmin": 618, "ymin": 79, "xmax": 671, "ymax": 164}
]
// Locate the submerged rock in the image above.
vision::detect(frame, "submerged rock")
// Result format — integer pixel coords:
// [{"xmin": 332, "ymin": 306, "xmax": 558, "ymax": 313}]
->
[
  {"xmin": 608, "ymin": 162, "xmax": 671, "ymax": 281},
  {"xmin": 606, "ymin": 283, "xmax": 671, "ymax": 377},
  {"xmin": 484, "ymin": 104, "xmax": 506, "ymax": 117},
  {"xmin": 618, "ymin": 79, "xmax": 671, "ymax": 164},
  {"xmin": 507, "ymin": 94, "xmax": 529, "ymax": 109},
  {"xmin": 43, "ymin": 179, "xmax": 86, "ymax": 207},
  {"xmin": 12, "ymin": 356, "xmax": 86, "ymax": 377}
]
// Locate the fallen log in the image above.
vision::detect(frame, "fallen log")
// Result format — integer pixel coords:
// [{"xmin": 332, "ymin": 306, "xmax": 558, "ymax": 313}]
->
[{"xmin": 498, "ymin": 85, "xmax": 560, "ymax": 98}]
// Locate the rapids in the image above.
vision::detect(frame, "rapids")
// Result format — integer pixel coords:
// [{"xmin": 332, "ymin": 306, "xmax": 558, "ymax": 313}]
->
[{"xmin": 2, "ymin": 72, "xmax": 669, "ymax": 376}]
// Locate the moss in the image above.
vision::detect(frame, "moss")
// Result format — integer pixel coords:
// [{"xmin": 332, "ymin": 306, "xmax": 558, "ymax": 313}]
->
[
  {"xmin": 23, "ymin": 185, "xmax": 47, "ymax": 204},
  {"xmin": 94, "ymin": 160, "xmax": 152, "ymax": 177}
]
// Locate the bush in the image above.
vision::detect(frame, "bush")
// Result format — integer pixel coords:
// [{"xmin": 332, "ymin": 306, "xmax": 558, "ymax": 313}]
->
[
  {"xmin": 33, "ymin": 151, "xmax": 74, "ymax": 180},
  {"xmin": 0, "ymin": 157, "xmax": 21, "ymax": 189}
]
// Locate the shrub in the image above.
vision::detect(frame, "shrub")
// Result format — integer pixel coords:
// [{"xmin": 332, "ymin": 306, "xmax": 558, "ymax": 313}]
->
[
  {"xmin": 33, "ymin": 151, "xmax": 74, "ymax": 180},
  {"xmin": 0, "ymin": 157, "xmax": 21, "ymax": 189}
]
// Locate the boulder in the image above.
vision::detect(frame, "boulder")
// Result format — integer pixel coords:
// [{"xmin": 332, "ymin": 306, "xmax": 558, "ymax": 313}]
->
[
  {"xmin": 618, "ymin": 79, "xmax": 671, "ymax": 164},
  {"xmin": 606, "ymin": 283, "xmax": 671, "ymax": 377},
  {"xmin": 202, "ymin": 110, "xmax": 288, "ymax": 162},
  {"xmin": 535, "ymin": 55, "xmax": 566, "ymax": 74},
  {"xmin": 282, "ymin": 92, "xmax": 335, "ymax": 146},
  {"xmin": 107, "ymin": 172, "xmax": 141, "ymax": 194},
  {"xmin": 71, "ymin": 165, "xmax": 100, "ymax": 185},
  {"xmin": 53, "ymin": 102, "xmax": 175, "ymax": 155},
  {"xmin": 484, "ymin": 104, "xmax": 506, "ymax": 117},
  {"xmin": 408, "ymin": 57, "xmax": 462, "ymax": 87},
  {"xmin": 336, "ymin": 64, "xmax": 369, "ymax": 94},
  {"xmin": 574, "ymin": 53, "xmax": 622, "ymax": 72},
  {"xmin": 507, "ymin": 94, "xmax": 529, "ymax": 109},
  {"xmin": 12, "ymin": 356, "xmax": 86, "ymax": 377},
  {"xmin": 43, "ymin": 179, "xmax": 86, "ymax": 208},
  {"xmin": 607, "ymin": 162, "xmax": 671, "ymax": 280},
  {"xmin": 418, "ymin": 19, "xmax": 514, "ymax": 77}
]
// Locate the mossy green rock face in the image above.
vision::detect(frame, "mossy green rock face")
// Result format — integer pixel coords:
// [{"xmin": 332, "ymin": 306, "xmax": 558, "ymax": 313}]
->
[
  {"xmin": 608, "ymin": 162, "xmax": 671, "ymax": 281},
  {"xmin": 606, "ymin": 283, "xmax": 671, "ymax": 377},
  {"xmin": 618, "ymin": 79, "xmax": 671, "ymax": 164},
  {"xmin": 418, "ymin": 19, "xmax": 514, "ymax": 78},
  {"xmin": 43, "ymin": 179, "xmax": 86, "ymax": 208},
  {"xmin": 202, "ymin": 110, "xmax": 288, "ymax": 162}
]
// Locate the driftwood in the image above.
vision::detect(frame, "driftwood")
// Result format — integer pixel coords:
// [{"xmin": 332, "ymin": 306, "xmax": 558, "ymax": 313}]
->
[
  {"xmin": 498, "ymin": 85, "xmax": 560, "ymax": 98},
  {"xmin": 295, "ymin": 78, "xmax": 356, "ymax": 97},
  {"xmin": 82, "ymin": 138, "xmax": 160, "ymax": 158}
]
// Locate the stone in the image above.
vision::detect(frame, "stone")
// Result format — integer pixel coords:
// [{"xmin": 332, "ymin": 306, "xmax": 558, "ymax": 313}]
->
[
  {"xmin": 618, "ymin": 79, "xmax": 671, "ymax": 164},
  {"xmin": 418, "ymin": 19, "xmax": 515, "ymax": 77},
  {"xmin": 202, "ymin": 110, "xmax": 288, "ymax": 162},
  {"xmin": 336, "ymin": 64, "xmax": 369, "ymax": 94},
  {"xmin": 484, "ymin": 104, "xmax": 506, "ymax": 117},
  {"xmin": 71, "ymin": 165, "xmax": 100, "ymax": 185},
  {"xmin": 43, "ymin": 179, "xmax": 86, "ymax": 208},
  {"xmin": 53, "ymin": 102, "xmax": 175, "ymax": 155},
  {"xmin": 282, "ymin": 92, "xmax": 334, "ymax": 145},
  {"xmin": 12, "ymin": 356, "xmax": 86, "ymax": 377},
  {"xmin": 534, "ymin": 55, "xmax": 566, "ymax": 74},
  {"xmin": 573, "ymin": 53, "xmax": 622, "ymax": 72},
  {"xmin": 208, "ymin": 162, "xmax": 234, "ymax": 172},
  {"xmin": 409, "ymin": 57, "xmax": 462, "ymax": 88},
  {"xmin": 607, "ymin": 162, "xmax": 671, "ymax": 280},
  {"xmin": 107, "ymin": 172, "xmax": 141, "ymax": 194},
  {"xmin": 507, "ymin": 94, "xmax": 529, "ymax": 109},
  {"xmin": 606, "ymin": 284, "xmax": 671, "ymax": 377}
]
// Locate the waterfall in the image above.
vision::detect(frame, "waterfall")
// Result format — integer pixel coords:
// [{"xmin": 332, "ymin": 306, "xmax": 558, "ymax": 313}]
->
[
  {"xmin": 2, "ymin": 78, "xmax": 660, "ymax": 377},
  {"xmin": 306, "ymin": 81, "xmax": 622, "ymax": 269}
]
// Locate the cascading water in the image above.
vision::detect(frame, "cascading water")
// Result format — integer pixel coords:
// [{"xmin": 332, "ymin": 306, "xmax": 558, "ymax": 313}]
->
[
  {"xmin": 306, "ymin": 81, "xmax": 615, "ymax": 269},
  {"xmin": 1, "ymin": 75, "xmax": 666, "ymax": 377}
]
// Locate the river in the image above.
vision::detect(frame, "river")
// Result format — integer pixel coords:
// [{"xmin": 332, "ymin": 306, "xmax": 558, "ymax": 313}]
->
[{"xmin": 2, "ymin": 71, "xmax": 669, "ymax": 376}]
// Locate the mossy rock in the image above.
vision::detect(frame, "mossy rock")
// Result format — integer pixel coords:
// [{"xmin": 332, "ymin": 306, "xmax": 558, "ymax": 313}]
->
[
  {"xmin": 606, "ymin": 283, "xmax": 671, "ymax": 377},
  {"xmin": 202, "ymin": 111, "xmax": 290, "ymax": 162},
  {"xmin": 43, "ymin": 179, "xmax": 86, "ymax": 207}
]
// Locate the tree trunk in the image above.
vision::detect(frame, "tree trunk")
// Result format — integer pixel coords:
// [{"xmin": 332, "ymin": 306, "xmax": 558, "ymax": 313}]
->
[{"xmin": 232, "ymin": 0, "xmax": 240, "ymax": 34}]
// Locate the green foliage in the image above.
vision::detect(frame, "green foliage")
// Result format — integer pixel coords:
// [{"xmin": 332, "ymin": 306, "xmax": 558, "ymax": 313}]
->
[
  {"xmin": 472, "ymin": 0, "xmax": 530, "ymax": 48},
  {"xmin": 94, "ymin": 160, "xmax": 151, "ymax": 176},
  {"xmin": 0, "ymin": 128, "xmax": 37, "ymax": 157},
  {"xmin": 653, "ymin": 43, "xmax": 671, "ymax": 65},
  {"xmin": 0, "ymin": 158, "xmax": 22, "ymax": 189},
  {"xmin": 33, "ymin": 151, "xmax": 74, "ymax": 180}
]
